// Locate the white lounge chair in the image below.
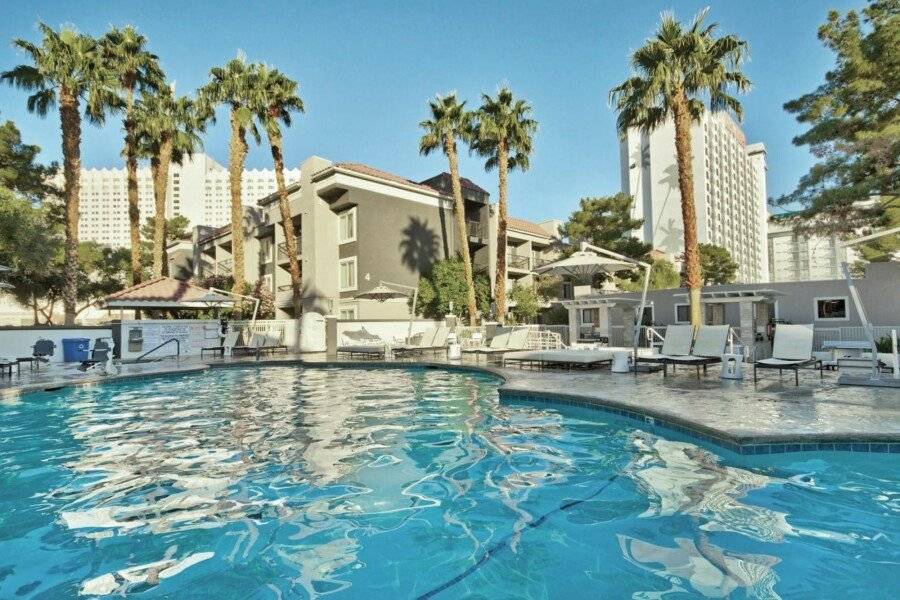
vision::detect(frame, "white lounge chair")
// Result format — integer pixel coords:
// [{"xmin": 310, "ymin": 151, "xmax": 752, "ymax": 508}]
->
[
  {"xmin": 753, "ymin": 324, "xmax": 823, "ymax": 385},
  {"xmin": 661, "ymin": 325, "xmax": 730, "ymax": 378},
  {"xmin": 336, "ymin": 329, "xmax": 387, "ymax": 359},
  {"xmin": 635, "ymin": 325, "xmax": 694, "ymax": 366},
  {"xmin": 463, "ymin": 328, "xmax": 528, "ymax": 360},
  {"xmin": 393, "ymin": 327, "xmax": 439, "ymax": 356},
  {"xmin": 504, "ymin": 348, "xmax": 615, "ymax": 369}
]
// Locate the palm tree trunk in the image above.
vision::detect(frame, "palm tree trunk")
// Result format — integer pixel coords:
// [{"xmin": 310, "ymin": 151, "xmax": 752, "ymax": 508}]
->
[
  {"xmin": 493, "ymin": 140, "xmax": 509, "ymax": 324},
  {"xmin": 151, "ymin": 134, "xmax": 173, "ymax": 278},
  {"xmin": 672, "ymin": 90, "xmax": 702, "ymax": 327},
  {"xmin": 125, "ymin": 86, "xmax": 142, "ymax": 286},
  {"xmin": 229, "ymin": 109, "xmax": 248, "ymax": 305},
  {"xmin": 445, "ymin": 137, "xmax": 478, "ymax": 325},
  {"xmin": 59, "ymin": 88, "xmax": 81, "ymax": 325},
  {"xmin": 268, "ymin": 127, "xmax": 302, "ymax": 316}
]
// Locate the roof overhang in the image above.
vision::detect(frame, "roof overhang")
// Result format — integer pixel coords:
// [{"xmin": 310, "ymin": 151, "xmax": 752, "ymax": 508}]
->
[
  {"xmin": 557, "ymin": 296, "xmax": 642, "ymax": 308},
  {"xmin": 672, "ymin": 289, "xmax": 786, "ymax": 303}
]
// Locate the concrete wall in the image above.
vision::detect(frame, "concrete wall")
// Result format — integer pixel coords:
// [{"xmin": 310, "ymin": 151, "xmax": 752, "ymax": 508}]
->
[
  {"xmin": 336, "ymin": 319, "xmax": 445, "ymax": 345},
  {"xmin": 0, "ymin": 326, "xmax": 113, "ymax": 363}
]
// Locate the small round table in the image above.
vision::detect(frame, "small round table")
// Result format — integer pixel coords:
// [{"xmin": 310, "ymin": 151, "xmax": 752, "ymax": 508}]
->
[{"xmin": 611, "ymin": 351, "xmax": 631, "ymax": 373}]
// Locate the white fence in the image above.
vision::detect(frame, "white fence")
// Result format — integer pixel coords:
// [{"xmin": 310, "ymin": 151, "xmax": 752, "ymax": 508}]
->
[
  {"xmin": 454, "ymin": 324, "xmax": 565, "ymax": 350},
  {"xmin": 0, "ymin": 326, "xmax": 113, "ymax": 363},
  {"xmin": 336, "ymin": 319, "xmax": 445, "ymax": 345},
  {"xmin": 812, "ymin": 325, "xmax": 899, "ymax": 351},
  {"xmin": 228, "ymin": 319, "xmax": 301, "ymax": 350}
]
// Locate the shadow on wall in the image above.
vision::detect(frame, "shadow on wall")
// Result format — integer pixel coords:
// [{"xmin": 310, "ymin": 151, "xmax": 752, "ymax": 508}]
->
[
  {"xmin": 400, "ymin": 216, "xmax": 439, "ymax": 275},
  {"xmin": 299, "ymin": 280, "xmax": 335, "ymax": 316},
  {"xmin": 656, "ymin": 163, "xmax": 683, "ymax": 250}
]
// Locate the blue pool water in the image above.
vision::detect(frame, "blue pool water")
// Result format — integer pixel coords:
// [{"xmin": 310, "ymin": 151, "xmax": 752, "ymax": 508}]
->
[{"xmin": 0, "ymin": 366, "xmax": 897, "ymax": 599}]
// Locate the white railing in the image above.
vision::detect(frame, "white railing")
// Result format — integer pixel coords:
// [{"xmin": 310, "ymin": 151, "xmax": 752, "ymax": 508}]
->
[
  {"xmin": 811, "ymin": 325, "xmax": 900, "ymax": 351},
  {"xmin": 228, "ymin": 319, "xmax": 300, "ymax": 349}
]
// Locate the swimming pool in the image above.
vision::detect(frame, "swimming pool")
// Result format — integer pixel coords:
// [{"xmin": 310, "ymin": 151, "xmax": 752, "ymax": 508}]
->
[{"xmin": 0, "ymin": 365, "xmax": 897, "ymax": 598}]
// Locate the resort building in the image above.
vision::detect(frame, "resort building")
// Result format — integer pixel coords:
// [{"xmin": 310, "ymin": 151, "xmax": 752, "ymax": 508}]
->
[
  {"xmin": 193, "ymin": 156, "xmax": 560, "ymax": 319},
  {"xmin": 560, "ymin": 261, "xmax": 900, "ymax": 359},
  {"xmin": 53, "ymin": 153, "xmax": 300, "ymax": 248},
  {"xmin": 619, "ymin": 111, "xmax": 769, "ymax": 283},
  {"xmin": 767, "ymin": 213, "xmax": 851, "ymax": 282}
]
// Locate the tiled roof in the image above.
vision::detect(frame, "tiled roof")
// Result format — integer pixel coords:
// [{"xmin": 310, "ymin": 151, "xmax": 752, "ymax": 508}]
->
[
  {"xmin": 104, "ymin": 277, "xmax": 220, "ymax": 303},
  {"xmin": 508, "ymin": 217, "xmax": 553, "ymax": 238},
  {"xmin": 321, "ymin": 163, "xmax": 440, "ymax": 194},
  {"xmin": 419, "ymin": 172, "xmax": 489, "ymax": 196}
]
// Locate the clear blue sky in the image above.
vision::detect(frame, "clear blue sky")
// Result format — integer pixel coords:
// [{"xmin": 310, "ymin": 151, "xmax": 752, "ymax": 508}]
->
[{"xmin": 1, "ymin": 0, "xmax": 858, "ymax": 224}]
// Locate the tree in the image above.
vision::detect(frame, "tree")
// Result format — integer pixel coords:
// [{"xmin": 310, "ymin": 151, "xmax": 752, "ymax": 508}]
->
[
  {"xmin": 471, "ymin": 86, "xmax": 537, "ymax": 324},
  {"xmin": 610, "ymin": 9, "xmax": 750, "ymax": 326},
  {"xmin": 777, "ymin": 1, "xmax": 899, "ymax": 235},
  {"xmin": 509, "ymin": 283, "xmax": 540, "ymax": 323},
  {"xmin": 2, "ymin": 23, "xmax": 114, "ymax": 324},
  {"xmin": 250, "ymin": 278, "xmax": 275, "ymax": 319},
  {"xmin": 696, "ymin": 243, "xmax": 738, "ymax": 285},
  {"xmin": 199, "ymin": 54, "xmax": 260, "ymax": 305},
  {"xmin": 414, "ymin": 257, "xmax": 491, "ymax": 321},
  {"xmin": 617, "ymin": 257, "xmax": 682, "ymax": 291},
  {"xmin": 100, "ymin": 26, "xmax": 163, "ymax": 286},
  {"xmin": 134, "ymin": 84, "xmax": 203, "ymax": 276},
  {"xmin": 250, "ymin": 64, "xmax": 304, "ymax": 315},
  {"xmin": 419, "ymin": 93, "xmax": 479, "ymax": 325},
  {"xmin": 560, "ymin": 192, "xmax": 652, "ymax": 258},
  {"xmin": 0, "ymin": 113, "xmax": 56, "ymax": 201}
]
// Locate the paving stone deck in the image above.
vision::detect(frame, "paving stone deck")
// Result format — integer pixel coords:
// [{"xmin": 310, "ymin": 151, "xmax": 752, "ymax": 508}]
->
[{"xmin": 2, "ymin": 353, "xmax": 897, "ymax": 451}]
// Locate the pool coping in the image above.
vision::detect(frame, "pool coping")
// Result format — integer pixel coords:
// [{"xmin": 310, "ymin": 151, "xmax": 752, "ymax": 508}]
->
[{"xmin": 3, "ymin": 356, "xmax": 898, "ymax": 455}]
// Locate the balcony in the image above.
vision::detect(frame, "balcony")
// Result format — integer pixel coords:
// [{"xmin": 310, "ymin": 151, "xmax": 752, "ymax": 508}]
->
[
  {"xmin": 531, "ymin": 255, "xmax": 554, "ymax": 269},
  {"xmin": 216, "ymin": 258, "xmax": 232, "ymax": 275},
  {"xmin": 506, "ymin": 253, "xmax": 530, "ymax": 271},
  {"xmin": 466, "ymin": 220, "xmax": 487, "ymax": 240},
  {"xmin": 277, "ymin": 239, "xmax": 301, "ymax": 264},
  {"xmin": 277, "ymin": 239, "xmax": 302, "ymax": 264},
  {"xmin": 276, "ymin": 283, "xmax": 295, "ymax": 307}
]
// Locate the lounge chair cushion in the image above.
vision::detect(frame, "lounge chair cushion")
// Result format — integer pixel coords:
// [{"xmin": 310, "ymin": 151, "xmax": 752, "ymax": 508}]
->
[
  {"xmin": 689, "ymin": 325, "xmax": 729, "ymax": 358},
  {"xmin": 659, "ymin": 325, "xmax": 694, "ymax": 356},
  {"xmin": 756, "ymin": 357, "xmax": 812, "ymax": 367},
  {"xmin": 771, "ymin": 324, "xmax": 814, "ymax": 361}
]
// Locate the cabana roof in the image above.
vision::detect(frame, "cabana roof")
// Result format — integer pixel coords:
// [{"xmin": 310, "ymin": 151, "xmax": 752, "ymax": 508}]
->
[
  {"xmin": 671, "ymin": 289, "xmax": 786, "ymax": 303},
  {"xmin": 557, "ymin": 296, "xmax": 642, "ymax": 308},
  {"xmin": 104, "ymin": 277, "xmax": 234, "ymax": 309}
]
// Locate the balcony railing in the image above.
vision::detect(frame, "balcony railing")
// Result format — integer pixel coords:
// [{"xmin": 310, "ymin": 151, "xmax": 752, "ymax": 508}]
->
[
  {"xmin": 216, "ymin": 258, "xmax": 232, "ymax": 275},
  {"xmin": 531, "ymin": 255, "xmax": 554, "ymax": 269},
  {"xmin": 277, "ymin": 239, "xmax": 302, "ymax": 263},
  {"xmin": 506, "ymin": 253, "xmax": 530, "ymax": 270},
  {"xmin": 466, "ymin": 220, "xmax": 486, "ymax": 239}
]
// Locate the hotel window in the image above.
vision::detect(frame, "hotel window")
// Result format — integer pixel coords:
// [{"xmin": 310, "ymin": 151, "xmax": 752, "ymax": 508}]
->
[
  {"xmin": 339, "ymin": 257, "xmax": 357, "ymax": 291},
  {"xmin": 338, "ymin": 207, "xmax": 357, "ymax": 243},
  {"xmin": 339, "ymin": 306, "xmax": 357, "ymax": 320},
  {"xmin": 814, "ymin": 297, "xmax": 849, "ymax": 321},
  {"xmin": 674, "ymin": 303, "xmax": 691, "ymax": 324}
]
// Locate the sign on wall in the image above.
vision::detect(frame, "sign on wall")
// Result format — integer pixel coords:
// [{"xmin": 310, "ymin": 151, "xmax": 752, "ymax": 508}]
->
[{"xmin": 121, "ymin": 320, "xmax": 221, "ymax": 358}]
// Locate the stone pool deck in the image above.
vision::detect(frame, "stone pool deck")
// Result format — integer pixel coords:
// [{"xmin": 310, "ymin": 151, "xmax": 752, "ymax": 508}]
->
[{"xmin": 2, "ymin": 353, "xmax": 898, "ymax": 453}]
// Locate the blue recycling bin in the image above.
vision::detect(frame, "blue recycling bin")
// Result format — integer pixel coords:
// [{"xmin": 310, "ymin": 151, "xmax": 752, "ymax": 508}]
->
[{"xmin": 62, "ymin": 338, "xmax": 90, "ymax": 362}]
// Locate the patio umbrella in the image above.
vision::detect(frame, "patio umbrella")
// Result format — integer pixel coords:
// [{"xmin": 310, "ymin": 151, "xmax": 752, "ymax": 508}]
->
[
  {"xmin": 536, "ymin": 243, "xmax": 652, "ymax": 365},
  {"xmin": 534, "ymin": 250, "xmax": 634, "ymax": 281},
  {"xmin": 356, "ymin": 282, "xmax": 418, "ymax": 343}
]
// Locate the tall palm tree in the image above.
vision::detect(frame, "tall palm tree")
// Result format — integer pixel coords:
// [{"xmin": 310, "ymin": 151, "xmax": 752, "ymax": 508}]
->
[
  {"xmin": 100, "ymin": 26, "xmax": 163, "ymax": 286},
  {"xmin": 250, "ymin": 64, "xmax": 305, "ymax": 316},
  {"xmin": 2, "ymin": 24, "xmax": 113, "ymax": 324},
  {"xmin": 133, "ymin": 85, "xmax": 204, "ymax": 277},
  {"xmin": 609, "ymin": 9, "xmax": 750, "ymax": 326},
  {"xmin": 471, "ymin": 86, "xmax": 537, "ymax": 324},
  {"xmin": 199, "ymin": 54, "xmax": 260, "ymax": 302},
  {"xmin": 419, "ymin": 93, "xmax": 479, "ymax": 325}
]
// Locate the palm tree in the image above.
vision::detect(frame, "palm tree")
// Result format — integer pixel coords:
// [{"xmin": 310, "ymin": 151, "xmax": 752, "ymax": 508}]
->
[
  {"xmin": 609, "ymin": 9, "xmax": 750, "ymax": 326},
  {"xmin": 199, "ymin": 54, "xmax": 260, "ymax": 302},
  {"xmin": 250, "ymin": 64, "xmax": 304, "ymax": 316},
  {"xmin": 419, "ymin": 93, "xmax": 479, "ymax": 325},
  {"xmin": 133, "ymin": 85, "xmax": 204, "ymax": 277},
  {"xmin": 100, "ymin": 26, "xmax": 163, "ymax": 286},
  {"xmin": 2, "ymin": 24, "xmax": 113, "ymax": 324},
  {"xmin": 471, "ymin": 86, "xmax": 537, "ymax": 324}
]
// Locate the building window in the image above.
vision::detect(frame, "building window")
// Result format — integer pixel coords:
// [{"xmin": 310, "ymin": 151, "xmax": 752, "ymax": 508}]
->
[
  {"xmin": 814, "ymin": 296, "xmax": 849, "ymax": 321},
  {"xmin": 339, "ymin": 306, "xmax": 357, "ymax": 320},
  {"xmin": 674, "ymin": 303, "xmax": 691, "ymax": 324},
  {"xmin": 338, "ymin": 207, "xmax": 357, "ymax": 243},
  {"xmin": 339, "ymin": 257, "xmax": 357, "ymax": 291}
]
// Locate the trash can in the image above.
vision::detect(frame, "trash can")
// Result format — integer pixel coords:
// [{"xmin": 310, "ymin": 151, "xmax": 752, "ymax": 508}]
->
[{"xmin": 62, "ymin": 338, "xmax": 90, "ymax": 362}]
